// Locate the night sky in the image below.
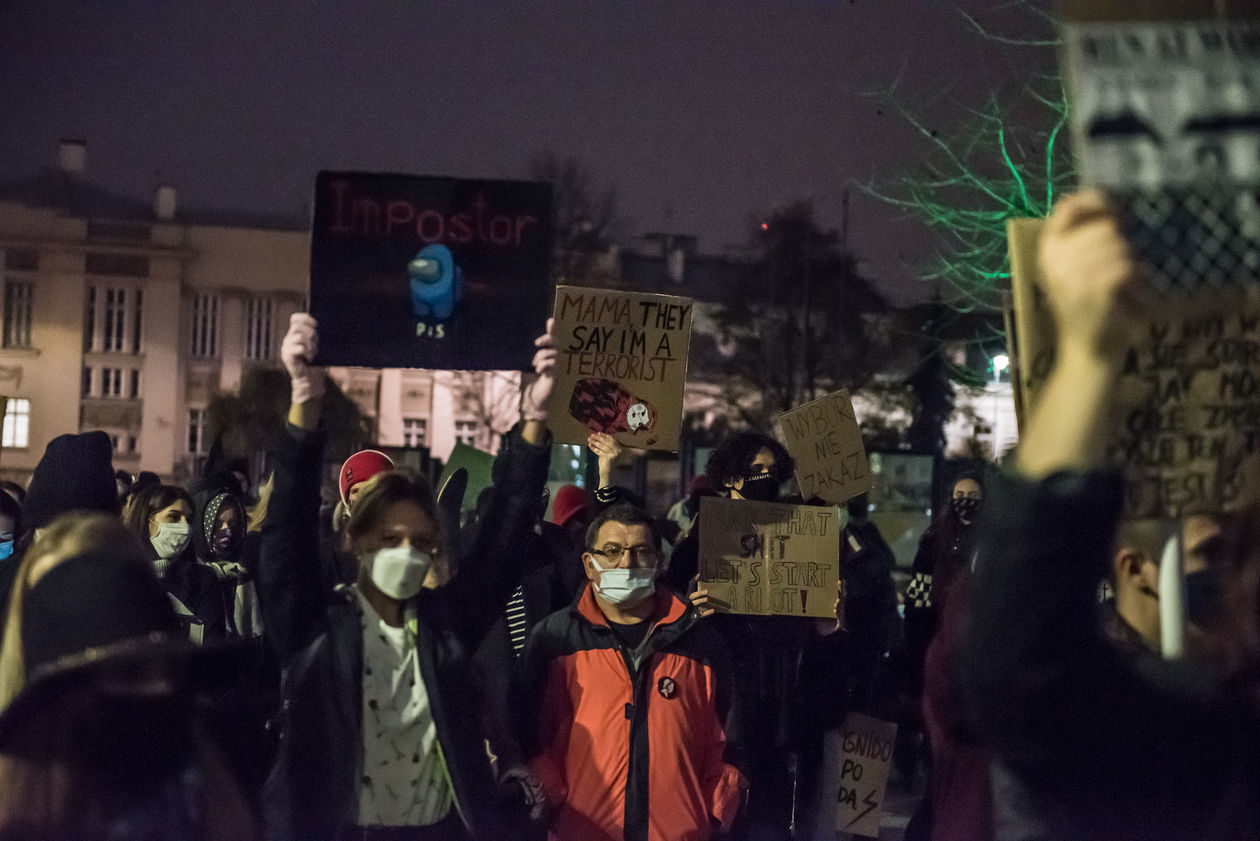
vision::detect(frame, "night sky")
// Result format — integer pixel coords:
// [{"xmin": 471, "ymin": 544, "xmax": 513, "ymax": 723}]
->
[{"xmin": 0, "ymin": 1, "xmax": 1057, "ymax": 303}]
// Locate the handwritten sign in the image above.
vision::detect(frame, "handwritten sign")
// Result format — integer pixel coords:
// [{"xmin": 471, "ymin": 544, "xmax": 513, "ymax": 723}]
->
[
  {"xmin": 548, "ymin": 286, "xmax": 693, "ymax": 452},
  {"xmin": 1007, "ymin": 218, "xmax": 1053, "ymax": 426},
  {"xmin": 834, "ymin": 714, "xmax": 898, "ymax": 838},
  {"xmin": 778, "ymin": 389, "xmax": 871, "ymax": 504},
  {"xmin": 309, "ymin": 171, "xmax": 553, "ymax": 370},
  {"xmin": 1008, "ymin": 219, "xmax": 1260, "ymax": 518},
  {"xmin": 696, "ymin": 497, "xmax": 840, "ymax": 618}
]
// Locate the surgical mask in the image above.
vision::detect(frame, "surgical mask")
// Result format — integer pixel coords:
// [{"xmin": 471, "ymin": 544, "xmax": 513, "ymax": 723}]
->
[
  {"xmin": 738, "ymin": 473, "xmax": 779, "ymax": 502},
  {"xmin": 589, "ymin": 553, "xmax": 657, "ymax": 608},
  {"xmin": 151, "ymin": 521, "xmax": 190, "ymax": 560},
  {"xmin": 952, "ymin": 496, "xmax": 980, "ymax": 522},
  {"xmin": 0, "ymin": 540, "xmax": 13, "ymax": 561},
  {"xmin": 365, "ymin": 545, "xmax": 432, "ymax": 601},
  {"xmin": 1185, "ymin": 568, "xmax": 1224, "ymax": 627}
]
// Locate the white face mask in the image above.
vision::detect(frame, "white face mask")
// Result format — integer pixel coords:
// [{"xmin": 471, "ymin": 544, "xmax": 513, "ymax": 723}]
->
[
  {"xmin": 365, "ymin": 545, "xmax": 432, "ymax": 601},
  {"xmin": 151, "ymin": 521, "xmax": 190, "ymax": 560},
  {"xmin": 588, "ymin": 554, "xmax": 658, "ymax": 608}
]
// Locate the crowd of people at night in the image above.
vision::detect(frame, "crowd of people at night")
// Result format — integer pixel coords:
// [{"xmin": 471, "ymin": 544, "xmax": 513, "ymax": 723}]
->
[{"xmin": 0, "ymin": 188, "xmax": 1259, "ymax": 841}]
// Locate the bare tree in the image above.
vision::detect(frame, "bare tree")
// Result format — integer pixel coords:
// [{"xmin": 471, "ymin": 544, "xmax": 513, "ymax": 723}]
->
[{"xmin": 529, "ymin": 152, "xmax": 619, "ymax": 285}]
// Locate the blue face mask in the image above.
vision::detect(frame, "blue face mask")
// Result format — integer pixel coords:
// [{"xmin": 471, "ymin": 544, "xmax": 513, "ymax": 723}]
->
[{"xmin": 0, "ymin": 540, "xmax": 14, "ymax": 561}]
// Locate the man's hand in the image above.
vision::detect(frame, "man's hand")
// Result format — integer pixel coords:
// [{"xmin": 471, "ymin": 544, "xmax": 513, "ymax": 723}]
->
[
  {"xmin": 588, "ymin": 432, "xmax": 622, "ymax": 488},
  {"xmin": 281, "ymin": 313, "xmax": 326, "ymax": 405},
  {"xmin": 522, "ymin": 318, "xmax": 557, "ymax": 423}
]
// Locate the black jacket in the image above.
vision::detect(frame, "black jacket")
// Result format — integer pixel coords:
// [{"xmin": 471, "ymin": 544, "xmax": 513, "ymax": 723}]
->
[
  {"xmin": 963, "ymin": 471, "xmax": 1260, "ymax": 841},
  {"xmin": 258, "ymin": 423, "xmax": 550, "ymax": 841}
]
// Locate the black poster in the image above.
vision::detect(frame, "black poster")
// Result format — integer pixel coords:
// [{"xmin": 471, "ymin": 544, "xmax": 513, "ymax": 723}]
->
[{"xmin": 309, "ymin": 171, "xmax": 553, "ymax": 369}]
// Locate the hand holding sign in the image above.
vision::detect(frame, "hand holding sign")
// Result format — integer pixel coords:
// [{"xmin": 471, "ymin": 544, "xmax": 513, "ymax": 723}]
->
[{"xmin": 281, "ymin": 313, "xmax": 326, "ymax": 404}]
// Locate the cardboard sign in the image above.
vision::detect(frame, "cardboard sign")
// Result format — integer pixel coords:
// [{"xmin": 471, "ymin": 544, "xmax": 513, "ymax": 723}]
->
[
  {"xmin": 696, "ymin": 497, "xmax": 840, "ymax": 618},
  {"xmin": 1008, "ymin": 219, "xmax": 1260, "ymax": 518},
  {"xmin": 548, "ymin": 286, "xmax": 693, "ymax": 452},
  {"xmin": 1059, "ymin": 4, "xmax": 1260, "ymax": 292},
  {"xmin": 834, "ymin": 714, "xmax": 898, "ymax": 838},
  {"xmin": 1006, "ymin": 218, "xmax": 1053, "ymax": 425},
  {"xmin": 308, "ymin": 171, "xmax": 553, "ymax": 370},
  {"xmin": 778, "ymin": 389, "xmax": 871, "ymax": 504}
]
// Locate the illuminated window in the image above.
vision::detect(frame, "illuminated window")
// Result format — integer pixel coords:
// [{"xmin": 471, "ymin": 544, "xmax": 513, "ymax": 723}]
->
[
  {"xmin": 245, "ymin": 296, "xmax": 274, "ymax": 360},
  {"xmin": 3, "ymin": 280, "xmax": 33, "ymax": 348},
  {"xmin": 403, "ymin": 417, "xmax": 427, "ymax": 447},
  {"xmin": 2, "ymin": 398, "xmax": 30, "ymax": 448},
  {"xmin": 190, "ymin": 293, "xmax": 219, "ymax": 358}
]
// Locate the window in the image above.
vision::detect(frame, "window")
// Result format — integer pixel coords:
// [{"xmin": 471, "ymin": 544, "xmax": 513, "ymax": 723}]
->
[
  {"xmin": 454, "ymin": 419, "xmax": 478, "ymax": 447},
  {"xmin": 403, "ymin": 417, "xmax": 427, "ymax": 447},
  {"xmin": 130, "ymin": 369, "xmax": 141, "ymax": 399},
  {"xmin": 101, "ymin": 367, "xmax": 124, "ymax": 398},
  {"xmin": 82, "ymin": 366, "xmax": 92, "ymax": 397},
  {"xmin": 190, "ymin": 293, "xmax": 219, "ymax": 358},
  {"xmin": 2, "ymin": 398, "xmax": 30, "ymax": 448},
  {"xmin": 245, "ymin": 296, "xmax": 273, "ymax": 360},
  {"xmin": 188, "ymin": 408, "xmax": 206, "ymax": 455},
  {"xmin": 84, "ymin": 284, "xmax": 142, "ymax": 353},
  {"xmin": 3, "ymin": 280, "xmax": 33, "ymax": 348}
]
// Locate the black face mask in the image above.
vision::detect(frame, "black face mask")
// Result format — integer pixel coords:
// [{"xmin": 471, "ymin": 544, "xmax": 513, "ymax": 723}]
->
[
  {"xmin": 1185, "ymin": 568, "xmax": 1225, "ymax": 627},
  {"xmin": 952, "ymin": 496, "xmax": 980, "ymax": 522},
  {"xmin": 738, "ymin": 473, "xmax": 779, "ymax": 502}
]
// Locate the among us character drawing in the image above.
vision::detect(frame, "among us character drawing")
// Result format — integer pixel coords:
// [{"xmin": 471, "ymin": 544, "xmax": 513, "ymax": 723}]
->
[
  {"xmin": 568, "ymin": 378, "xmax": 658, "ymax": 443},
  {"xmin": 407, "ymin": 243, "xmax": 464, "ymax": 321}
]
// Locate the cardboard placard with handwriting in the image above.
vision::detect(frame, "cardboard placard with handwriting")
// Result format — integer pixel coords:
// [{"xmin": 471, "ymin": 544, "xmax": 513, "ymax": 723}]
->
[
  {"xmin": 834, "ymin": 714, "xmax": 898, "ymax": 838},
  {"xmin": 697, "ymin": 497, "xmax": 840, "ymax": 618},
  {"xmin": 778, "ymin": 389, "xmax": 871, "ymax": 504},
  {"xmin": 1007, "ymin": 218, "xmax": 1260, "ymax": 518},
  {"xmin": 548, "ymin": 285, "xmax": 693, "ymax": 452}
]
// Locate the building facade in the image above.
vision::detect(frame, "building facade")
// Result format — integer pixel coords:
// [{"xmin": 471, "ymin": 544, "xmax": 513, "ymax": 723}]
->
[{"xmin": 0, "ymin": 142, "xmax": 522, "ymax": 485}]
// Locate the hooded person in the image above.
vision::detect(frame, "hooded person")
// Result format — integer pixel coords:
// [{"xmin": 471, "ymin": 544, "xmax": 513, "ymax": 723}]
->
[
  {"xmin": 188, "ymin": 476, "xmax": 261, "ymax": 642},
  {"xmin": 0, "ymin": 512, "xmax": 260, "ymax": 839},
  {"xmin": 0, "ymin": 431, "xmax": 119, "ymax": 652}
]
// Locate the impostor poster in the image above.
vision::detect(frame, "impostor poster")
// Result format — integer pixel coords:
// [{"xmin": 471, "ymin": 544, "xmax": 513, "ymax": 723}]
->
[{"xmin": 309, "ymin": 171, "xmax": 553, "ymax": 370}]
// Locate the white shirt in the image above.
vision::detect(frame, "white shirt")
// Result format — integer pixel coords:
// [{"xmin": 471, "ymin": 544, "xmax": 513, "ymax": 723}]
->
[{"xmin": 355, "ymin": 589, "xmax": 453, "ymax": 827}]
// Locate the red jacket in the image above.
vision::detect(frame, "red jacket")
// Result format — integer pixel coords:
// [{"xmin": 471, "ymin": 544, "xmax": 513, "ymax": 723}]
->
[{"xmin": 515, "ymin": 583, "xmax": 744, "ymax": 841}]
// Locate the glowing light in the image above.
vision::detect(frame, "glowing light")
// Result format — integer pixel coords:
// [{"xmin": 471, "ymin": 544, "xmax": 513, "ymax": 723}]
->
[{"xmin": 993, "ymin": 354, "xmax": 1009, "ymax": 373}]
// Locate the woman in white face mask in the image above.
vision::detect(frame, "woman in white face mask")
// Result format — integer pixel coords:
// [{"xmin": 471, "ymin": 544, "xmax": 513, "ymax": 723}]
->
[{"xmin": 122, "ymin": 485, "xmax": 194, "ymax": 570}]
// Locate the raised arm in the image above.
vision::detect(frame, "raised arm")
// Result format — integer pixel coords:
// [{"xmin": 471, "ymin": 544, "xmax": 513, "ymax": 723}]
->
[
  {"xmin": 436, "ymin": 321, "xmax": 555, "ymax": 645},
  {"xmin": 963, "ymin": 193, "xmax": 1250, "ymax": 839},
  {"xmin": 258, "ymin": 314, "xmax": 328, "ymax": 661}
]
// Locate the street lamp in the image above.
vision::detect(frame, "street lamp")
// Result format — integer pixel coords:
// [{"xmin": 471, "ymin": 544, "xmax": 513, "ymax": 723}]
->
[{"xmin": 991, "ymin": 353, "xmax": 1010, "ymax": 459}]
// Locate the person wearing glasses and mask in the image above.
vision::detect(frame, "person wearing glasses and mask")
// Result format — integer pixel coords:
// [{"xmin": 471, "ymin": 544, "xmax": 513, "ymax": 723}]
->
[{"xmin": 513, "ymin": 503, "xmax": 745, "ymax": 841}]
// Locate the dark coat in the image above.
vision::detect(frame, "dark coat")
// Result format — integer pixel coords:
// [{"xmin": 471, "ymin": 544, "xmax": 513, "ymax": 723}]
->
[
  {"xmin": 258, "ymin": 424, "xmax": 549, "ymax": 841},
  {"xmin": 964, "ymin": 471, "xmax": 1260, "ymax": 841}
]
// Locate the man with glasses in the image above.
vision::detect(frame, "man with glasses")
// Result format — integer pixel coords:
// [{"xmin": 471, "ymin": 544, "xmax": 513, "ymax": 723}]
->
[{"xmin": 513, "ymin": 503, "xmax": 745, "ymax": 841}]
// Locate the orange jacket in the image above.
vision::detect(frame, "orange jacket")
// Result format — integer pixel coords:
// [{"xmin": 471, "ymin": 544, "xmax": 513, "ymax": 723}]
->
[{"xmin": 515, "ymin": 584, "xmax": 744, "ymax": 841}]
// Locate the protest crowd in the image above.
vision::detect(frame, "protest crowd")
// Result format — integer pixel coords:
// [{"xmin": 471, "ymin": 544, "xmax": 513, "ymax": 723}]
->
[{"xmin": 6, "ymin": 8, "xmax": 1260, "ymax": 840}]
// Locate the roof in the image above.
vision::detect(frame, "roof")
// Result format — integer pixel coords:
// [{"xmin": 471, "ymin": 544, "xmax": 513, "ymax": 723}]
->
[{"xmin": 0, "ymin": 167, "xmax": 308, "ymax": 232}]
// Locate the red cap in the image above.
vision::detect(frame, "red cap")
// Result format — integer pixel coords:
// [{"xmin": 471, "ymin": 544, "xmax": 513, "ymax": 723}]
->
[
  {"xmin": 550, "ymin": 484, "xmax": 591, "ymax": 529},
  {"xmin": 339, "ymin": 450, "xmax": 395, "ymax": 506}
]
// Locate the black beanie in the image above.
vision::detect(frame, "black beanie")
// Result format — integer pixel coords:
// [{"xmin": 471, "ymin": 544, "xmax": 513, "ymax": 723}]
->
[{"xmin": 23, "ymin": 431, "xmax": 120, "ymax": 529}]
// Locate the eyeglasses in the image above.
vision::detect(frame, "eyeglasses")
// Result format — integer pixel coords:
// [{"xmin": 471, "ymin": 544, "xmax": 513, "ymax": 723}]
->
[{"xmin": 589, "ymin": 543, "xmax": 660, "ymax": 564}]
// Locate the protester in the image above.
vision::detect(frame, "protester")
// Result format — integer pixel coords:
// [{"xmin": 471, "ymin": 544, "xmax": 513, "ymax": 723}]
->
[
  {"xmin": 963, "ymin": 190, "xmax": 1260, "ymax": 840},
  {"xmin": 0, "ymin": 494, "xmax": 21, "ymax": 567},
  {"xmin": 514, "ymin": 502, "xmax": 744, "ymax": 841},
  {"xmin": 115, "ymin": 469, "xmax": 134, "ymax": 506},
  {"xmin": 901, "ymin": 470, "xmax": 989, "ymax": 841},
  {"xmin": 0, "ymin": 513, "xmax": 259, "ymax": 840},
  {"xmin": 0, "ymin": 431, "xmax": 119, "ymax": 651},
  {"xmin": 0, "ymin": 482, "xmax": 24, "ymax": 508},
  {"xmin": 258, "ymin": 313, "xmax": 552, "ymax": 841}
]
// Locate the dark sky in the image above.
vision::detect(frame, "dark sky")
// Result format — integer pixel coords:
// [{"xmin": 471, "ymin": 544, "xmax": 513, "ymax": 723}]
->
[{"xmin": 0, "ymin": 1, "xmax": 1057, "ymax": 303}]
